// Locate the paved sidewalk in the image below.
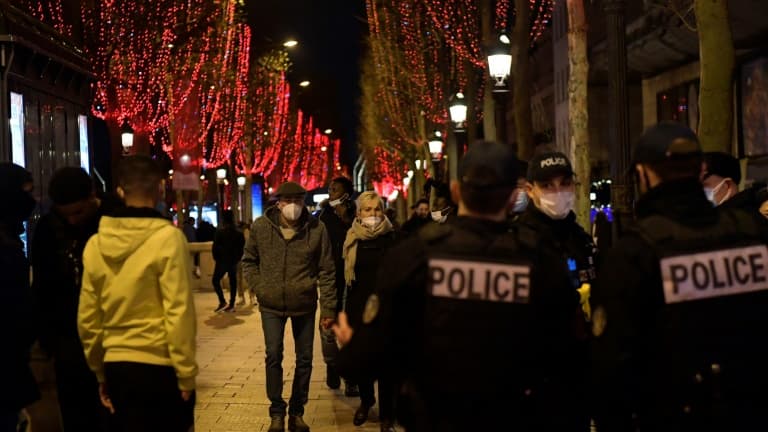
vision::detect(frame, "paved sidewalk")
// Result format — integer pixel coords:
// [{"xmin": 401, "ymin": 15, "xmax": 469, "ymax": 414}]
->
[{"xmin": 194, "ymin": 289, "xmax": 387, "ymax": 431}]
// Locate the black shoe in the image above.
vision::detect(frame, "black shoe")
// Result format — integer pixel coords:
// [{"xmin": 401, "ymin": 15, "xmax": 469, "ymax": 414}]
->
[
  {"xmin": 214, "ymin": 303, "xmax": 227, "ymax": 312},
  {"xmin": 353, "ymin": 404, "xmax": 371, "ymax": 426},
  {"xmin": 380, "ymin": 420, "xmax": 396, "ymax": 432},
  {"xmin": 224, "ymin": 305, "xmax": 235, "ymax": 312},
  {"xmin": 268, "ymin": 415, "xmax": 285, "ymax": 432},
  {"xmin": 326, "ymin": 366, "xmax": 341, "ymax": 389},
  {"xmin": 344, "ymin": 383, "xmax": 359, "ymax": 397},
  {"xmin": 288, "ymin": 415, "xmax": 310, "ymax": 432}
]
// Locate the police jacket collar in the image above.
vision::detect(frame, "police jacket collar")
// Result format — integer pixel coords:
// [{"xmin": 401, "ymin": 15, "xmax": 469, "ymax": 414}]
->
[
  {"xmin": 454, "ymin": 216, "xmax": 510, "ymax": 235},
  {"xmin": 635, "ymin": 178, "xmax": 716, "ymax": 222},
  {"xmin": 522, "ymin": 204, "xmax": 577, "ymax": 233}
]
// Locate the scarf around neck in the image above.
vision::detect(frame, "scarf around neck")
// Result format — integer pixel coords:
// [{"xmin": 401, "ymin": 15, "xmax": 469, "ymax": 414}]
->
[{"xmin": 343, "ymin": 217, "xmax": 393, "ymax": 287}]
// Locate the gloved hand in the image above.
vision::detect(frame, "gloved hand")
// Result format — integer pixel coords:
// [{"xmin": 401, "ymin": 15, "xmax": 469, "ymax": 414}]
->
[{"xmin": 577, "ymin": 283, "xmax": 591, "ymax": 322}]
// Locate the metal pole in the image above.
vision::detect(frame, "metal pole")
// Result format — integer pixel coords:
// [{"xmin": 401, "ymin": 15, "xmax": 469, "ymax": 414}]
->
[{"xmin": 604, "ymin": 0, "xmax": 632, "ymax": 235}]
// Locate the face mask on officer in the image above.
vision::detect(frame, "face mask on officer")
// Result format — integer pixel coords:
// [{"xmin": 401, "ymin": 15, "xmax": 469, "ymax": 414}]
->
[{"xmin": 528, "ymin": 175, "xmax": 575, "ymax": 220}]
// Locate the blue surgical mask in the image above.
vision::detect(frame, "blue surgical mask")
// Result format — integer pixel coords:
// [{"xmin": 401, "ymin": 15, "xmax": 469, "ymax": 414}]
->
[{"xmin": 513, "ymin": 191, "xmax": 529, "ymax": 213}]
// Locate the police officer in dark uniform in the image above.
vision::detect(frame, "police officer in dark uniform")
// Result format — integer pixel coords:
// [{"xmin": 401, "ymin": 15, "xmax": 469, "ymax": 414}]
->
[
  {"xmin": 516, "ymin": 151, "xmax": 596, "ymax": 431},
  {"xmin": 334, "ymin": 141, "xmax": 582, "ymax": 431},
  {"xmin": 591, "ymin": 123, "xmax": 768, "ymax": 431}
]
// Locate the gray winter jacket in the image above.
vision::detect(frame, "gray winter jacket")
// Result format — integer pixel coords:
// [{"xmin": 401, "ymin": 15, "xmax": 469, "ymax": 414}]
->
[{"xmin": 242, "ymin": 206, "xmax": 337, "ymax": 318}]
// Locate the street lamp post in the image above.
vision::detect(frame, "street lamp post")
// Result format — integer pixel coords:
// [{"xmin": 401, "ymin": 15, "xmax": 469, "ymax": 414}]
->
[
  {"xmin": 487, "ymin": 35, "xmax": 512, "ymax": 145},
  {"xmin": 236, "ymin": 175, "xmax": 246, "ymax": 223},
  {"xmin": 121, "ymin": 121, "xmax": 134, "ymax": 155},
  {"xmin": 216, "ymin": 167, "xmax": 227, "ymax": 223},
  {"xmin": 428, "ymin": 131, "xmax": 445, "ymax": 182},
  {"xmin": 449, "ymin": 92, "xmax": 469, "ymax": 181}
]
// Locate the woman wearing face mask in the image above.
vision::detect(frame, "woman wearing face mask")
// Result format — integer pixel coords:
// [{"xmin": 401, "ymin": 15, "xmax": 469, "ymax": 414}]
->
[
  {"xmin": 515, "ymin": 151, "xmax": 596, "ymax": 432},
  {"xmin": 341, "ymin": 191, "xmax": 399, "ymax": 432}
]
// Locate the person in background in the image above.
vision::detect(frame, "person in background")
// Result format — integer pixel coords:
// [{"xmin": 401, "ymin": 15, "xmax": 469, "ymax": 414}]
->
[
  {"xmin": 211, "ymin": 210, "xmax": 246, "ymax": 313},
  {"xmin": 196, "ymin": 218, "xmax": 216, "ymax": 243},
  {"xmin": 236, "ymin": 222, "xmax": 254, "ymax": 306},
  {"xmin": 400, "ymin": 198, "xmax": 430, "ymax": 234},
  {"xmin": 182, "ymin": 217, "xmax": 202, "ymax": 278},
  {"xmin": 242, "ymin": 181, "xmax": 336, "ymax": 432},
  {"xmin": 32, "ymin": 167, "xmax": 113, "ymax": 431},
  {"xmin": 0, "ymin": 163, "xmax": 39, "ymax": 432},
  {"xmin": 78, "ymin": 156, "xmax": 197, "ymax": 432},
  {"xmin": 317, "ymin": 177, "xmax": 358, "ymax": 396},
  {"xmin": 508, "ymin": 160, "xmax": 530, "ymax": 220},
  {"xmin": 384, "ymin": 207, "xmax": 400, "ymax": 231},
  {"xmin": 342, "ymin": 191, "xmax": 399, "ymax": 431},
  {"xmin": 591, "ymin": 211, "xmax": 613, "ymax": 250},
  {"xmin": 430, "ymin": 183, "xmax": 457, "ymax": 224},
  {"xmin": 701, "ymin": 152, "xmax": 768, "ymax": 215}
]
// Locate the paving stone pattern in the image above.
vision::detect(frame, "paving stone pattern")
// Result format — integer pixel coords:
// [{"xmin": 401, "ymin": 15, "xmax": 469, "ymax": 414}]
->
[{"xmin": 194, "ymin": 289, "xmax": 390, "ymax": 431}]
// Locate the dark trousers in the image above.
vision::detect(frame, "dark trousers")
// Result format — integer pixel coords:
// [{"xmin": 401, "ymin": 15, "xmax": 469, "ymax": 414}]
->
[
  {"xmin": 360, "ymin": 378, "xmax": 395, "ymax": 421},
  {"xmin": 104, "ymin": 362, "xmax": 195, "ymax": 432},
  {"xmin": 261, "ymin": 311, "xmax": 315, "ymax": 417},
  {"xmin": 212, "ymin": 262, "xmax": 238, "ymax": 306},
  {"xmin": 54, "ymin": 356, "xmax": 110, "ymax": 431}
]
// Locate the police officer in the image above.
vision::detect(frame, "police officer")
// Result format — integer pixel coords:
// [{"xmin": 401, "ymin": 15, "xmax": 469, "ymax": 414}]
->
[
  {"xmin": 516, "ymin": 151, "xmax": 595, "ymax": 431},
  {"xmin": 591, "ymin": 123, "xmax": 768, "ymax": 431},
  {"xmin": 334, "ymin": 141, "xmax": 582, "ymax": 431}
]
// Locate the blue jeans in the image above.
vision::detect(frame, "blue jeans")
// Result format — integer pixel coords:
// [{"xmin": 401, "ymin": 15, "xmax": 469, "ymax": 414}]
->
[{"xmin": 261, "ymin": 311, "xmax": 316, "ymax": 417}]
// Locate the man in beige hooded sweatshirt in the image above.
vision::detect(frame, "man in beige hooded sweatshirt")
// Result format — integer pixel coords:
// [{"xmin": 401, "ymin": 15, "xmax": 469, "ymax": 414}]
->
[{"xmin": 78, "ymin": 156, "xmax": 197, "ymax": 431}]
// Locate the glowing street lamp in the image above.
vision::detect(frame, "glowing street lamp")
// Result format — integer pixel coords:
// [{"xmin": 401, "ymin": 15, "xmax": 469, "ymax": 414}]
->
[
  {"xmin": 449, "ymin": 92, "xmax": 468, "ymax": 130},
  {"xmin": 428, "ymin": 131, "xmax": 444, "ymax": 160},
  {"xmin": 299, "ymin": 80, "xmax": 310, "ymax": 88},
  {"xmin": 487, "ymin": 35, "xmax": 512, "ymax": 89},
  {"xmin": 120, "ymin": 121, "xmax": 134, "ymax": 154},
  {"xmin": 283, "ymin": 39, "xmax": 298, "ymax": 48}
]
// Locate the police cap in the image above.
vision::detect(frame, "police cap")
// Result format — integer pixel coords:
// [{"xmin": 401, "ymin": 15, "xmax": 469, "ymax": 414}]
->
[
  {"xmin": 703, "ymin": 152, "xmax": 741, "ymax": 185},
  {"xmin": 275, "ymin": 181, "xmax": 307, "ymax": 198},
  {"xmin": 633, "ymin": 122, "xmax": 701, "ymax": 165},
  {"xmin": 458, "ymin": 141, "xmax": 518, "ymax": 188},
  {"xmin": 527, "ymin": 152, "xmax": 574, "ymax": 182}
]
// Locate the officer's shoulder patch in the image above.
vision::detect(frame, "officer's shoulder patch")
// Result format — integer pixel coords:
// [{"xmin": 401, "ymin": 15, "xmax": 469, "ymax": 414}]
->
[
  {"xmin": 592, "ymin": 306, "xmax": 607, "ymax": 337},
  {"xmin": 362, "ymin": 294, "xmax": 380, "ymax": 324}
]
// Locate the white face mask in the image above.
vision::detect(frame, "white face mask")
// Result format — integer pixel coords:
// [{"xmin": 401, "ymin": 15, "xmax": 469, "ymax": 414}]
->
[
  {"xmin": 329, "ymin": 194, "xmax": 348, "ymax": 208},
  {"xmin": 512, "ymin": 191, "xmax": 529, "ymax": 213},
  {"xmin": 431, "ymin": 211, "xmax": 447, "ymax": 223},
  {"xmin": 704, "ymin": 179, "xmax": 731, "ymax": 206},
  {"xmin": 538, "ymin": 191, "xmax": 575, "ymax": 220},
  {"xmin": 361, "ymin": 216, "xmax": 382, "ymax": 227},
  {"xmin": 281, "ymin": 203, "xmax": 303, "ymax": 221}
]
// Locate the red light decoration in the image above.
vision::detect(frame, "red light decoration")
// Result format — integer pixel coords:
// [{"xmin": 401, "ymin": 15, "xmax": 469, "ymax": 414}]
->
[{"xmin": 17, "ymin": 0, "xmax": 71, "ymax": 36}]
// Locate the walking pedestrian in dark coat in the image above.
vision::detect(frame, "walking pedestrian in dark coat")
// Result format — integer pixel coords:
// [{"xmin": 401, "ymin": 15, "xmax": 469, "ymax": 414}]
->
[{"xmin": 212, "ymin": 210, "xmax": 245, "ymax": 312}]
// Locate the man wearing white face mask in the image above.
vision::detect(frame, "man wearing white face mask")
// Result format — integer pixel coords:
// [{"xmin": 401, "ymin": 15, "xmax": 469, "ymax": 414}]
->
[
  {"xmin": 516, "ymin": 151, "xmax": 596, "ymax": 432},
  {"xmin": 701, "ymin": 152, "xmax": 768, "ymax": 219},
  {"xmin": 242, "ymin": 181, "xmax": 336, "ymax": 432}
]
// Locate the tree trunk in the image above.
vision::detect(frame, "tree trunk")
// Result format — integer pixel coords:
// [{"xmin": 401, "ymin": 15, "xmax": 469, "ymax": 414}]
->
[
  {"xmin": 465, "ymin": 59, "xmax": 478, "ymax": 143},
  {"xmin": 512, "ymin": 0, "xmax": 534, "ymax": 159},
  {"xmin": 567, "ymin": 0, "xmax": 590, "ymax": 229},
  {"xmin": 480, "ymin": 0, "xmax": 497, "ymax": 141},
  {"xmin": 694, "ymin": 0, "xmax": 734, "ymax": 153}
]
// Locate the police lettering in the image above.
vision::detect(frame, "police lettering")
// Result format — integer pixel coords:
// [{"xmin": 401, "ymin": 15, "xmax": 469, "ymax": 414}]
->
[
  {"xmin": 429, "ymin": 258, "xmax": 530, "ymax": 303},
  {"xmin": 540, "ymin": 157, "xmax": 567, "ymax": 168},
  {"xmin": 661, "ymin": 245, "xmax": 768, "ymax": 304}
]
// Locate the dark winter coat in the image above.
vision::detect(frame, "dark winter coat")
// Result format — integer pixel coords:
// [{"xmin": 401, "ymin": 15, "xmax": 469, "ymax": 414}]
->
[
  {"xmin": 344, "ymin": 231, "xmax": 399, "ymax": 329},
  {"xmin": 318, "ymin": 204, "xmax": 354, "ymax": 311},
  {"xmin": 242, "ymin": 206, "xmax": 336, "ymax": 318},
  {"xmin": 212, "ymin": 224, "xmax": 245, "ymax": 267}
]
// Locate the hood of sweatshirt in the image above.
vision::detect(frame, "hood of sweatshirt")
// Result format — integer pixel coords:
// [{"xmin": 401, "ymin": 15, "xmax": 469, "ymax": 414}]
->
[{"xmin": 96, "ymin": 208, "xmax": 172, "ymax": 263}]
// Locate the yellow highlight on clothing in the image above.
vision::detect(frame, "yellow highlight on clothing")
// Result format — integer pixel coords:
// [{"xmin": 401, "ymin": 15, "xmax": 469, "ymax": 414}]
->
[{"xmin": 577, "ymin": 283, "xmax": 591, "ymax": 321}]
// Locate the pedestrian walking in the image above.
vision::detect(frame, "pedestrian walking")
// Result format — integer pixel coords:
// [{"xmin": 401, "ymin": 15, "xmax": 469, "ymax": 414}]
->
[
  {"xmin": 591, "ymin": 123, "xmax": 768, "ymax": 431},
  {"xmin": 182, "ymin": 216, "xmax": 202, "ymax": 278},
  {"xmin": 334, "ymin": 141, "xmax": 579, "ymax": 431},
  {"xmin": 341, "ymin": 191, "xmax": 399, "ymax": 431},
  {"xmin": 212, "ymin": 210, "xmax": 246, "ymax": 312},
  {"xmin": 32, "ymin": 167, "xmax": 114, "ymax": 431},
  {"xmin": 316, "ymin": 177, "xmax": 358, "ymax": 395},
  {"xmin": 242, "ymin": 181, "xmax": 336, "ymax": 432},
  {"xmin": 0, "ymin": 163, "xmax": 39, "ymax": 432},
  {"xmin": 78, "ymin": 156, "xmax": 198, "ymax": 432},
  {"xmin": 400, "ymin": 198, "xmax": 430, "ymax": 235}
]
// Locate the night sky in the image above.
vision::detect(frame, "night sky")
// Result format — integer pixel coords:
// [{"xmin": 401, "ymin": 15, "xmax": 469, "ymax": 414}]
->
[{"xmin": 246, "ymin": 0, "xmax": 367, "ymax": 172}]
